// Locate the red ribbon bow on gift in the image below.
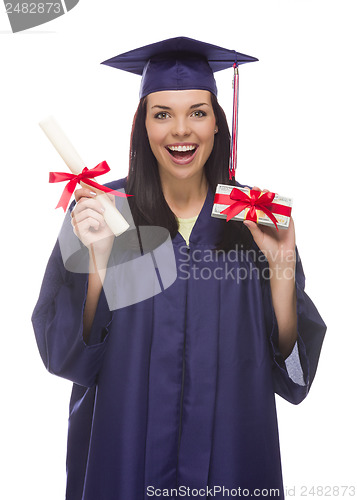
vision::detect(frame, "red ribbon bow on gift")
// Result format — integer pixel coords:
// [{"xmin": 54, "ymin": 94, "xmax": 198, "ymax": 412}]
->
[
  {"xmin": 49, "ymin": 161, "xmax": 131, "ymax": 211},
  {"xmin": 219, "ymin": 188, "xmax": 280, "ymax": 230}
]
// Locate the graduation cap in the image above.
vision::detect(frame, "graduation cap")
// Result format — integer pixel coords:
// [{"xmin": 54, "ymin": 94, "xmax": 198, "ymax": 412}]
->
[{"xmin": 101, "ymin": 36, "xmax": 258, "ymax": 179}]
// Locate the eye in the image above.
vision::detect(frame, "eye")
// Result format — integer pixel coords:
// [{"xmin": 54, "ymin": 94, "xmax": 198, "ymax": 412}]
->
[
  {"xmin": 154, "ymin": 112, "xmax": 170, "ymax": 120},
  {"xmin": 191, "ymin": 110, "xmax": 207, "ymax": 118}
]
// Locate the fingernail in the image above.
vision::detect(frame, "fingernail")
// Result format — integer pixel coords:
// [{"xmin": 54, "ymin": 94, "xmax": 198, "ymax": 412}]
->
[
  {"xmin": 90, "ymin": 191, "xmax": 97, "ymax": 196},
  {"xmin": 100, "ymin": 207, "xmax": 105, "ymax": 213}
]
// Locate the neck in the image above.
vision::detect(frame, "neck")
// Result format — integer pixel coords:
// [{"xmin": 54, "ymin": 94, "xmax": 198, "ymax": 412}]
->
[{"xmin": 160, "ymin": 171, "xmax": 209, "ymax": 219}]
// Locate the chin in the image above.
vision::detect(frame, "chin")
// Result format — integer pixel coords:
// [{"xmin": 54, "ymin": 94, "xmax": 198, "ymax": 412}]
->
[{"xmin": 161, "ymin": 162, "xmax": 205, "ymax": 182}]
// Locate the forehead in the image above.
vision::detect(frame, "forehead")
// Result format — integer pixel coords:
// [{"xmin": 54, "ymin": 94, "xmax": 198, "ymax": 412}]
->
[{"xmin": 146, "ymin": 89, "xmax": 212, "ymax": 108}]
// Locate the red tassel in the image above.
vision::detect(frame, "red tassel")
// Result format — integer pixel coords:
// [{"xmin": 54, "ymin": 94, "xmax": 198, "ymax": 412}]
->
[{"xmin": 229, "ymin": 64, "xmax": 239, "ymax": 180}]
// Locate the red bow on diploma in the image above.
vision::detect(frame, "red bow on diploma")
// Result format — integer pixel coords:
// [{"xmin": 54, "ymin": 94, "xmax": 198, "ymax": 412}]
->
[
  {"xmin": 49, "ymin": 161, "xmax": 131, "ymax": 211},
  {"xmin": 218, "ymin": 188, "xmax": 280, "ymax": 230}
]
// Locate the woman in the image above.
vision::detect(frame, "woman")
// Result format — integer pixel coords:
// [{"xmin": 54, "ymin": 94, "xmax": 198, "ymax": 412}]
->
[{"xmin": 32, "ymin": 37, "xmax": 326, "ymax": 500}]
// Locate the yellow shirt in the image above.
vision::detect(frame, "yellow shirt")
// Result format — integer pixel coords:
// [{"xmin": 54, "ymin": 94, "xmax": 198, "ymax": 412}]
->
[{"xmin": 177, "ymin": 214, "xmax": 199, "ymax": 247}]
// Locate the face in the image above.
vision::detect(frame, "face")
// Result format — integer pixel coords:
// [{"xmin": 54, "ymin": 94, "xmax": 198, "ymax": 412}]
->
[{"xmin": 145, "ymin": 89, "xmax": 217, "ymax": 183}]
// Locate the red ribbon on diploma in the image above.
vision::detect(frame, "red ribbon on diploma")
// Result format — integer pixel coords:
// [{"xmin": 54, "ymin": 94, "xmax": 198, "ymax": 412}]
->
[
  {"xmin": 214, "ymin": 188, "xmax": 291, "ymax": 230},
  {"xmin": 49, "ymin": 161, "xmax": 132, "ymax": 211}
]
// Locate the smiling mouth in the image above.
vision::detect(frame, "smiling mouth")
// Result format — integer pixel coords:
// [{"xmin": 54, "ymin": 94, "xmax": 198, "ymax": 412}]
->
[{"xmin": 165, "ymin": 144, "xmax": 198, "ymax": 163}]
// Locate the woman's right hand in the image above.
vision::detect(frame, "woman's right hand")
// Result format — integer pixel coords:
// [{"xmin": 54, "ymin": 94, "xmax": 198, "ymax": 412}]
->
[{"xmin": 71, "ymin": 188, "xmax": 115, "ymax": 259}]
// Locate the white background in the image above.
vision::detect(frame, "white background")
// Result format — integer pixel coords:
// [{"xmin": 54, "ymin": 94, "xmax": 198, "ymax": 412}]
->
[{"xmin": 1, "ymin": 0, "xmax": 356, "ymax": 498}]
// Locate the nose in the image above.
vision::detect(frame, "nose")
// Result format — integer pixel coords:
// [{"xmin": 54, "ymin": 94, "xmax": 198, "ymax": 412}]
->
[{"xmin": 172, "ymin": 117, "xmax": 191, "ymax": 138}]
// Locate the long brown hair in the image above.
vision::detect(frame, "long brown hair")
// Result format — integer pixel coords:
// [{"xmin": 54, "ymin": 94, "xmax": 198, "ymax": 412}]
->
[{"xmin": 125, "ymin": 93, "xmax": 253, "ymax": 251}]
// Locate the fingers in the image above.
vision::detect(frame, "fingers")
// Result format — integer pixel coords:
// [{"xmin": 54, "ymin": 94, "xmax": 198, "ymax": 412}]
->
[
  {"xmin": 105, "ymin": 192, "xmax": 116, "ymax": 204},
  {"xmin": 244, "ymin": 186, "xmax": 269, "ymax": 193},
  {"xmin": 73, "ymin": 188, "xmax": 116, "ymax": 210},
  {"xmin": 69, "ymin": 188, "xmax": 116, "ymax": 253},
  {"xmin": 71, "ymin": 193, "xmax": 107, "ymax": 233},
  {"xmin": 243, "ymin": 219, "xmax": 277, "ymax": 256},
  {"xmin": 243, "ymin": 219, "xmax": 256, "ymax": 229},
  {"xmin": 252, "ymin": 186, "xmax": 270, "ymax": 193},
  {"xmin": 245, "ymin": 186, "xmax": 263, "ymax": 191},
  {"xmin": 72, "ymin": 207, "xmax": 106, "ymax": 228},
  {"xmin": 74, "ymin": 187, "xmax": 97, "ymax": 203},
  {"xmin": 243, "ymin": 219, "xmax": 261, "ymax": 236},
  {"xmin": 242, "ymin": 219, "xmax": 266, "ymax": 250},
  {"xmin": 72, "ymin": 216, "xmax": 102, "ymax": 236},
  {"xmin": 73, "ymin": 197, "xmax": 105, "ymax": 215},
  {"xmin": 72, "ymin": 188, "xmax": 107, "ymax": 219}
]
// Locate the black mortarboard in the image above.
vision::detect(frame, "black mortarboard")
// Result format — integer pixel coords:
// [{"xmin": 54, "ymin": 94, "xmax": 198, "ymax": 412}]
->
[{"xmin": 101, "ymin": 36, "xmax": 258, "ymax": 179}]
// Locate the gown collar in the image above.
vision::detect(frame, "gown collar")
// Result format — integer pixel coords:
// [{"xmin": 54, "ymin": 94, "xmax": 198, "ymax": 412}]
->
[{"xmin": 172, "ymin": 185, "xmax": 224, "ymax": 248}]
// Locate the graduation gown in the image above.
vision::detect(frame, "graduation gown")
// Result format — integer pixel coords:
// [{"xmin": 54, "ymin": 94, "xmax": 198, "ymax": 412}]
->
[{"xmin": 32, "ymin": 178, "xmax": 326, "ymax": 500}]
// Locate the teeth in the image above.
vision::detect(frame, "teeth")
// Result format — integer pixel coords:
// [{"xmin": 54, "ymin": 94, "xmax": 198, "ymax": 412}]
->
[{"xmin": 168, "ymin": 145, "xmax": 196, "ymax": 152}]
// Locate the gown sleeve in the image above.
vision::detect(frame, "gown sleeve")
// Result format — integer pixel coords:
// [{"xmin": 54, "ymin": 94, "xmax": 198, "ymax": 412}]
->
[
  {"xmin": 261, "ymin": 246, "xmax": 327, "ymax": 405},
  {"xmin": 31, "ymin": 215, "xmax": 113, "ymax": 388}
]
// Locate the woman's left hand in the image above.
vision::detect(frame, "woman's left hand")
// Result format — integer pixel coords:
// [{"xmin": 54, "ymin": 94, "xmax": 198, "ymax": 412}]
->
[
  {"xmin": 242, "ymin": 187, "xmax": 296, "ymax": 268},
  {"xmin": 243, "ymin": 187, "xmax": 298, "ymax": 358}
]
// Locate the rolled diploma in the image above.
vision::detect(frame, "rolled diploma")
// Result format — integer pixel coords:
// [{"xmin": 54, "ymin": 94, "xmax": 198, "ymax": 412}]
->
[{"xmin": 39, "ymin": 116, "xmax": 129, "ymax": 237}]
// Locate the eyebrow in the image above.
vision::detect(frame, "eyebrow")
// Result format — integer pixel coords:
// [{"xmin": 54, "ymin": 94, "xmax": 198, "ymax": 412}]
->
[{"xmin": 151, "ymin": 102, "xmax": 209, "ymax": 110}]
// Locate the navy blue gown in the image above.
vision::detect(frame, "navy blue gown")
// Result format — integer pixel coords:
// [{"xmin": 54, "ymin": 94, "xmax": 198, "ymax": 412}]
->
[{"xmin": 32, "ymin": 178, "xmax": 326, "ymax": 500}]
